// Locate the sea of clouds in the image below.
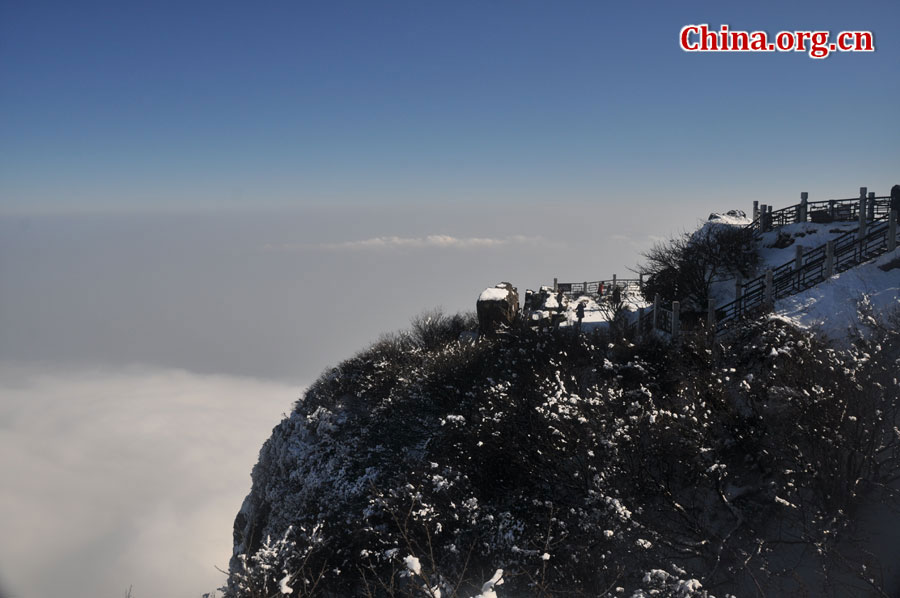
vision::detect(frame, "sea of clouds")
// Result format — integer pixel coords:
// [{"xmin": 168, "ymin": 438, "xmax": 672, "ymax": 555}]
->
[{"xmin": 0, "ymin": 363, "xmax": 298, "ymax": 598}]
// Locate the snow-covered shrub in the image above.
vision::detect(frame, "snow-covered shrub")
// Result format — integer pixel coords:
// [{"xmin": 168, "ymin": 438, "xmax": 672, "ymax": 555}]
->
[
  {"xmin": 410, "ymin": 309, "xmax": 479, "ymax": 352},
  {"xmin": 225, "ymin": 309, "xmax": 899, "ymax": 597},
  {"xmin": 229, "ymin": 525, "xmax": 326, "ymax": 597},
  {"xmin": 630, "ymin": 566, "xmax": 712, "ymax": 598}
]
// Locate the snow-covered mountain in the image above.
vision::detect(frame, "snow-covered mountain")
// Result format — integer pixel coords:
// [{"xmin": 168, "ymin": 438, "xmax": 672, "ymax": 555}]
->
[{"xmin": 222, "ymin": 209, "xmax": 900, "ymax": 598}]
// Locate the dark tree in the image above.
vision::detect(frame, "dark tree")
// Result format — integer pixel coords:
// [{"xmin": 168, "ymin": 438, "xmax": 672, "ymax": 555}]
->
[{"xmin": 638, "ymin": 223, "xmax": 758, "ymax": 312}]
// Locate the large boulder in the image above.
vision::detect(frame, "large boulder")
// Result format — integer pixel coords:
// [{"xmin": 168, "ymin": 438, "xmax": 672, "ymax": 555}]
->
[{"xmin": 476, "ymin": 282, "xmax": 519, "ymax": 335}]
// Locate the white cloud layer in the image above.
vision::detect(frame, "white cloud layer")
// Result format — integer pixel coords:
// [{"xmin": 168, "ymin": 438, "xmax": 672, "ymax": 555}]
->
[
  {"xmin": 264, "ymin": 234, "xmax": 550, "ymax": 252},
  {"xmin": 0, "ymin": 363, "xmax": 299, "ymax": 598}
]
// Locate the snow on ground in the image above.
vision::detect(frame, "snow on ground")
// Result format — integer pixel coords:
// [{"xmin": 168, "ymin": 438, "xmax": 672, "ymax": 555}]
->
[
  {"xmin": 722, "ymin": 219, "xmax": 897, "ymax": 344},
  {"xmin": 557, "ymin": 293, "xmax": 650, "ymax": 331},
  {"xmin": 773, "ymin": 247, "xmax": 900, "ymax": 342},
  {"xmin": 757, "ymin": 221, "xmax": 857, "ymax": 268}
]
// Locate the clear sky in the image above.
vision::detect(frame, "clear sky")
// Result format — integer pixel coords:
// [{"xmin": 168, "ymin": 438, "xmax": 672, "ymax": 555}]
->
[
  {"xmin": 1, "ymin": 2, "xmax": 898, "ymax": 597},
  {"xmin": 1, "ymin": 0, "xmax": 898, "ymax": 212}
]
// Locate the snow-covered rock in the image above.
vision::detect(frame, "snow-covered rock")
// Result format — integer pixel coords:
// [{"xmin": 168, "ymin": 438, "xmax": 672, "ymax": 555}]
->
[{"xmin": 476, "ymin": 282, "xmax": 519, "ymax": 335}]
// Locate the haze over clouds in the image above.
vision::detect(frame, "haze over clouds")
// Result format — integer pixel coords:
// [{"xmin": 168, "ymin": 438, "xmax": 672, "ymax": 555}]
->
[{"xmin": 0, "ymin": 202, "xmax": 709, "ymax": 383}]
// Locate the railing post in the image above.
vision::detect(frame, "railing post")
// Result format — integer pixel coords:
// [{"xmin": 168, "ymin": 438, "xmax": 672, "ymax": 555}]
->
[
  {"xmin": 612, "ymin": 273, "xmax": 617, "ymax": 288},
  {"xmin": 858, "ymin": 187, "xmax": 867, "ymax": 240},
  {"xmin": 672, "ymin": 301, "xmax": 680, "ymax": 341},
  {"xmin": 825, "ymin": 241, "xmax": 835, "ymax": 277},
  {"xmin": 867, "ymin": 191, "xmax": 876, "ymax": 220},
  {"xmin": 583, "ymin": 281, "xmax": 587, "ymax": 296},
  {"xmin": 639, "ymin": 273, "xmax": 644, "ymax": 289},
  {"xmin": 735, "ymin": 275, "xmax": 743, "ymax": 305},
  {"xmin": 889, "ymin": 212, "xmax": 897, "ymax": 252},
  {"xmin": 793, "ymin": 245, "xmax": 804, "ymax": 293},
  {"xmin": 764, "ymin": 269, "xmax": 774, "ymax": 305},
  {"xmin": 760, "ymin": 204, "xmax": 768, "ymax": 231},
  {"xmin": 553, "ymin": 277, "xmax": 558, "ymax": 291},
  {"xmin": 652, "ymin": 294, "xmax": 659, "ymax": 331},
  {"xmin": 753, "ymin": 200, "xmax": 759, "ymax": 221},
  {"xmin": 767, "ymin": 205, "xmax": 773, "ymax": 230},
  {"xmin": 799, "ymin": 192, "xmax": 808, "ymax": 222}
]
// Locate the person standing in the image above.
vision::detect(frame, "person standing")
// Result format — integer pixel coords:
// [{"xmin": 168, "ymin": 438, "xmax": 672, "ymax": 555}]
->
[{"xmin": 575, "ymin": 301, "xmax": 586, "ymax": 332}]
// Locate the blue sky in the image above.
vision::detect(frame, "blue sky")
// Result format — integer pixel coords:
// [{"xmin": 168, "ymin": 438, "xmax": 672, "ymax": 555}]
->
[{"xmin": 2, "ymin": 0, "xmax": 898, "ymax": 212}]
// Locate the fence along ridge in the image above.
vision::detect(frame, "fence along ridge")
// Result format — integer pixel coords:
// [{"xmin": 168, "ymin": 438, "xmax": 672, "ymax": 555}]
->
[
  {"xmin": 554, "ymin": 278, "xmax": 642, "ymax": 297},
  {"xmin": 721, "ymin": 211, "xmax": 890, "ymax": 321},
  {"xmin": 627, "ymin": 190, "xmax": 895, "ymax": 338},
  {"xmin": 747, "ymin": 193, "xmax": 891, "ymax": 237},
  {"xmin": 715, "ymin": 209, "xmax": 896, "ymax": 333},
  {"xmin": 556, "ymin": 191, "xmax": 891, "ymax": 300}
]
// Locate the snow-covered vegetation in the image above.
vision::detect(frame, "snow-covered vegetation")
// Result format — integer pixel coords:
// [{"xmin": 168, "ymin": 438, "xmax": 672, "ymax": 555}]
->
[
  {"xmin": 225, "ymin": 320, "xmax": 900, "ymax": 596},
  {"xmin": 223, "ymin": 214, "xmax": 900, "ymax": 597}
]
